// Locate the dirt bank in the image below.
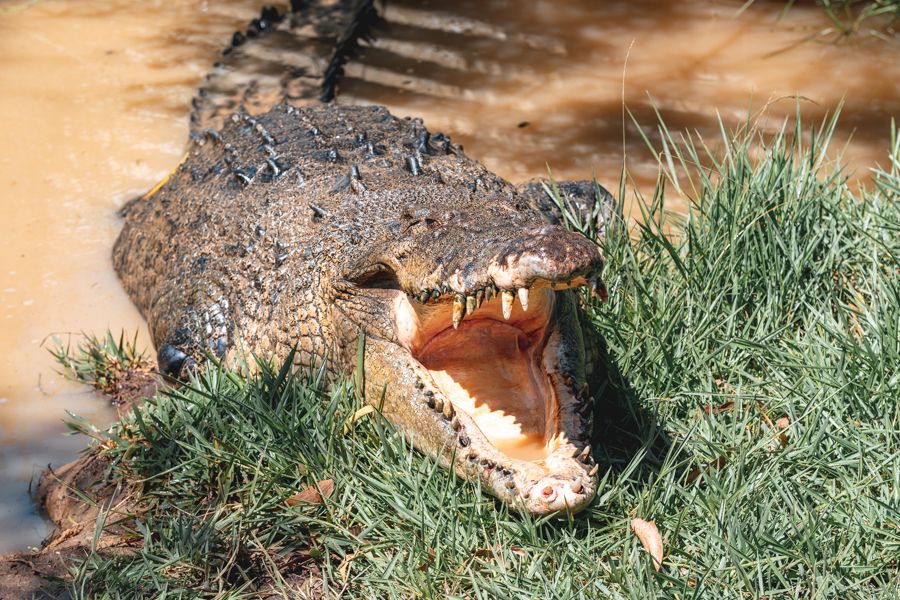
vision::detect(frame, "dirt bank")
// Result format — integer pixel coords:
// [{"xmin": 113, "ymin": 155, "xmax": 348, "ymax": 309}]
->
[{"xmin": 0, "ymin": 450, "xmax": 131, "ymax": 599}]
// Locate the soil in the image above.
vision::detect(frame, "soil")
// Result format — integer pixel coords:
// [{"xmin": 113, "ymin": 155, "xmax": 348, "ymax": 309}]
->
[{"xmin": 0, "ymin": 449, "xmax": 132, "ymax": 599}]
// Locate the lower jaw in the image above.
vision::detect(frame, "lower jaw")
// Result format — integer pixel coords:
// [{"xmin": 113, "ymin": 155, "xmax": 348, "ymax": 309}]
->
[{"xmin": 418, "ymin": 318, "xmax": 556, "ymax": 461}]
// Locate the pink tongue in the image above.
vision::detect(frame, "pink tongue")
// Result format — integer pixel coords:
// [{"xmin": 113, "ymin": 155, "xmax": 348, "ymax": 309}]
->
[{"xmin": 417, "ymin": 321, "xmax": 549, "ymax": 460}]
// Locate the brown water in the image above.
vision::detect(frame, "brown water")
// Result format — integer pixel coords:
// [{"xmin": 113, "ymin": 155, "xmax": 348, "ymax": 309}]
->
[{"xmin": 0, "ymin": 0, "xmax": 897, "ymax": 553}]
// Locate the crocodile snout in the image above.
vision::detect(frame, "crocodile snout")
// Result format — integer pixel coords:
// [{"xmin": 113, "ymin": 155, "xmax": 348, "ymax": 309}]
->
[{"xmin": 487, "ymin": 225, "xmax": 603, "ymax": 291}]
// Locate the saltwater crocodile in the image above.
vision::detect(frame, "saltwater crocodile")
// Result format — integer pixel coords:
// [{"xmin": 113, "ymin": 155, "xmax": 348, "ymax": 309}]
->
[{"xmin": 113, "ymin": 2, "xmax": 613, "ymax": 515}]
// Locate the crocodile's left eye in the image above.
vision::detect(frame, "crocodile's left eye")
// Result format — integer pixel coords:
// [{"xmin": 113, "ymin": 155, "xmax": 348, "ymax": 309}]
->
[{"xmin": 354, "ymin": 264, "xmax": 402, "ymax": 290}]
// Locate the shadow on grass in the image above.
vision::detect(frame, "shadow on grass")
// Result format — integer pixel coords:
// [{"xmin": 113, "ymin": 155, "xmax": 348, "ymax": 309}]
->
[{"xmin": 591, "ymin": 338, "xmax": 671, "ymax": 484}]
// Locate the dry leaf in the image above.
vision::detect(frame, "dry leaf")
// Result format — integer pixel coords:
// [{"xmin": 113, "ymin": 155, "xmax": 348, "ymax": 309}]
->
[
  {"xmin": 703, "ymin": 400, "xmax": 735, "ymax": 414},
  {"xmin": 510, "ymin": 546, "xmax": 526, "ymax": 557},
  {"xmin": 338, "ymin": 551, "xmax": 359, "ymax": 583},
  {"xmin": 286, "ymin": 479, "xmax": 335, "ymax": 506},
  {"xmin": 776, "ymin": 416, "xmax": 790, "ymax": 447},
  {"xmin": 631, "ymin": 518, "xmax": 663, "ymax": 571},
  {"xmin": 342, "ymin": 405, "xmax": 376, "ymax": 434}
]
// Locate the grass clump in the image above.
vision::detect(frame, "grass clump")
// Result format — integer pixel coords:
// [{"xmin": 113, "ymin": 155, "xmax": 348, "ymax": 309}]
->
[
  {"xmin": 755, "ymin": 0, "xmax": 900, "ymax": 36},
  {"xmin": 49, "ymin": 331, "xmax": 154, "ymax": 404},
  {"xmin": 50, "ymin": 331, "xmax": 147, "ymax": 388},
  {"xmin": 63, "ymin": 116, "xmax": 899, "ymax": 598}
]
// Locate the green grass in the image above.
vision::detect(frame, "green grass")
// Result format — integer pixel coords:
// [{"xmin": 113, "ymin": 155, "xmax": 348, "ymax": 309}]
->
[
  {"xmin": 49, "ymin": 330, "xmax": 149, "ymax": 397},
  {"xmin": 814, "ymin": 0, "xmax": 899, "ymax": 34},
  {"xmin": 59, "ymin": 114, "xmax": 899, "ymax": 598},
  {"xmin": 755, "ymin": 0, "xmax": 900, "ymax": 36}
]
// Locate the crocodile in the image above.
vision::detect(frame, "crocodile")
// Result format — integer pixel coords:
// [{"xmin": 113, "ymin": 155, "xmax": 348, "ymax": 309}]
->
[{"xmin": 112, "ymin": 2, "xmax": 614, "ymax": 515}]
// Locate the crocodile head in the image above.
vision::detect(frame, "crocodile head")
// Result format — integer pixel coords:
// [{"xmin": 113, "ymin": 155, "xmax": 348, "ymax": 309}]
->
[
  {"xmin": 337, "ymin": 192, "xmax": 604, "ymax": 515},
  {"xmin": 116, "ymin": 104, "xmax": 606, "ymax": 517}
]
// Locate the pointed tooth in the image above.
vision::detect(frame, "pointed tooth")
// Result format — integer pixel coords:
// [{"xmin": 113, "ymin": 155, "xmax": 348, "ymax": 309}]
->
[
  {"xmin": 475, "ymin": 289, "xmax": 484, "ymax": 307},
  {"xmin": 452, "ymin": 295, "xmax": 465, "ymax": 329},
  {"xmin": 589, "ymin": 464, "xmax": 600, "ymax": 477},
  {"xmin": 443, "ymin": 401, "xmax": 454, "ymax": 419},
  {"xmin": 419, "ymin": 291, "xmax": 429, "ymax": 303},
  {"xmin": 501, "ymin": 291, "xmax": 514, "ymax": 320},
  {"xmin": 571, "ymin": 479, "xmax": 583, "ymax": 493},
  {"xmin": 466, "ymin": 295, "xmax": 476, "ymax": 315},
  {"xmin": 579, "ymin": 445, "xmax": 591, "ymax": 461},
  {"xmin": 517, "ymin": 287, "xmax": 529, "ymax": 312}
]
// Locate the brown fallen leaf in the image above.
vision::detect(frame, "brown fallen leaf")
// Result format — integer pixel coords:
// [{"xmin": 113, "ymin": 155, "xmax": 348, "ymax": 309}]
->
[
  {"xmin": 286, "ymin": 479, "xmax": 335, "ymax": 506},
  {"xmin": 631, "ymin": 518, "xmax": 663, "ymax": 571},
  {"xmin": 703, "ymin": 400, "xmax": 735, "ymax": 414},
  {"xmin": 776, "ymin": 416, "xmax": 790, "ymax": 447},
  {"xmin": 338, "ymin": 551, "xmax": 359, "ymax": 583}
]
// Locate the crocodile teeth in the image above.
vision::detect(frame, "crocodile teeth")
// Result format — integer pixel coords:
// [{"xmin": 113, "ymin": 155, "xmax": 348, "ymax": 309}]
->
[
  {"xmin": 588, "ymin": 464, "xmax": 600, "ymax": 477},
  {"xmin": 452, "ymin": 295, "xmax": 465, "ymax": 329},
  {"xmin": 466, "ymin": 295, "xmax": 476, "ymax": 315},
  {"xmin": 517, "ymin": 287, "xmax": 529, "ymax": 312},
  {"xmin": 443, "ymin": 401, "xmax": 455, "ymax": 419},
  {"xmin": 418, "ymin": 291, "xmax": 429, "ymax": 303},
  {"xmin": 579, "ymin": 445, "xmax": 592, "ymax": 461},
  {"xmin": 571, "ymin": 479, "xmax": 583, "ymax": 494},
  {"xmin": 501, "ymin": 290, "xmax": 514, "ymax": 320},
  {"xmin": 475, "ymin": 289, "xmax": 484, "ymax": 307}
]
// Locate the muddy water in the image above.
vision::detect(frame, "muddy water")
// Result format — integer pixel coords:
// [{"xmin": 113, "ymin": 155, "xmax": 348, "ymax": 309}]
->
[
  {"xmin": 344, "ymin": 0, "xmax": 899, "ymax": 190},
  {"xmin": 0, "ymin": 0, "xmax": 897, "ymax": 553}
]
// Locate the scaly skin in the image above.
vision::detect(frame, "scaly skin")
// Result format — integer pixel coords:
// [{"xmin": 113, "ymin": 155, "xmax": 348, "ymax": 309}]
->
[{"xmin": 114, "ymin": 104, "xmax": 609, "ymax": 514}]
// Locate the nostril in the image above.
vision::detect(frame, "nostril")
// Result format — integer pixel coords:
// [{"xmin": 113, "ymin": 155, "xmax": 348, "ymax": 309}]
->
[
  {"xmin": 542, "ymin": 485, "xmax": 554, "ymax": 498},
  {"xmin": 157, "ymin": 344, "xmax": 194, "ymax": 379}
]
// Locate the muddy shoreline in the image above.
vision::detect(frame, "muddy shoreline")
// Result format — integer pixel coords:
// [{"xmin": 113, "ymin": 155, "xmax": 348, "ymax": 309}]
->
[
  {"xmin": 0, "ymin": 371, "xmax": 156, "ymax": 599},
  {"xmin": 0, "ymin": 450, "xmax": 128, "ymax": 599}
]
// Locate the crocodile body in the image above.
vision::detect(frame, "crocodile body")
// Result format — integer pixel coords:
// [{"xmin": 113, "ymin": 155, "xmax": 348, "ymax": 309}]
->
[{"xmin": 113, "ymin": 2, "xmax": 612, "ymax": 515}]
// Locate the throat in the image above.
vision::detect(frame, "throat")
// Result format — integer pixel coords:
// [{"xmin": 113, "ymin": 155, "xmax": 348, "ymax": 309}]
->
[{"xmin": 416, "ymin": 320, "xmax": 555, "ymax": 460}]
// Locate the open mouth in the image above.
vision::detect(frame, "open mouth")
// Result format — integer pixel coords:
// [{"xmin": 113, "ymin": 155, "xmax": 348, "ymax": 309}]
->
[
  {"xmin": 400, "ymin": 284, "xmax": 566, "ymax": 459},
  {"xmin": 390, "ymin": 276, "xmax": 601, "ymax": 513}
]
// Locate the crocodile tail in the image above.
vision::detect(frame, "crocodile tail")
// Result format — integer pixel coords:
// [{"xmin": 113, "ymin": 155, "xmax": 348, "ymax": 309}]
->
[
  {"xmin": 189, "ymin": 0, "xmax": 382, "ymax": 135},
  {"xmin": 320, "ymin": 0, "xmax": 382, "ymax": 102}
]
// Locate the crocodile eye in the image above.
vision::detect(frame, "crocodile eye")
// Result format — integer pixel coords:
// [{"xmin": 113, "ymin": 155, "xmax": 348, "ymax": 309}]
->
[{"xmin": 355, "ymin": 264, "xmax": 402, "ymax": 290}]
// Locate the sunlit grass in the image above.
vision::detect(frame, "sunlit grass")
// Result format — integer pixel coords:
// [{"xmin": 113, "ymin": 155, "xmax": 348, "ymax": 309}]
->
[
  {"xmin": 753, "ymin": 0, "xmax": 900, "ymax": 36},
  {"xmin": 60, "ymin": 115, "xmax": 899, "ymax": 598}
]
